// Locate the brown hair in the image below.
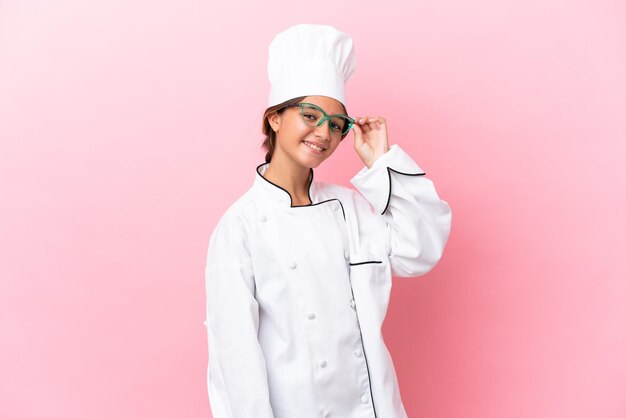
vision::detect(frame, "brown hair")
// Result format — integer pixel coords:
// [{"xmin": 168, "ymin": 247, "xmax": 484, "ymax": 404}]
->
[{"xmin": 261, "ymin": 96, "xmax": 349, "ymax": 163}]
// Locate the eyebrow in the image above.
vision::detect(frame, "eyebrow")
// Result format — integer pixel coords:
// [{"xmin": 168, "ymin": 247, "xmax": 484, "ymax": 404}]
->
[{"xmin": 310, "ymin": 103, "xmax": 346, "ymax": 116}]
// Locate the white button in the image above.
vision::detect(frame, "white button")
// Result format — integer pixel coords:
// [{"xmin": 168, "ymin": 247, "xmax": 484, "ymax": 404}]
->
[
  {"xmin": 360, "ymin": 394, "xmax": 369, "ymax": 403},
  {"xmin": 350, "ymin": 299, "xmax": 356, "ymax": 309},
  {"xmin": 344, "ymin": 249, "xmax": 350, "ymax": 259},
  {"xmin": 353, "ymin": 349, "xmax": 363, "ymax": 357},
  {"xmin": 320, "ymin": 360, "xmax": 327, "ymax": 368},
  {"xmin": 307, "ymin": 313, "xmax": 316, "ymax": 320},
  {"xmin": 333, "ymin": 203, "xmax": 340, "ymax": 211},
  {"xmin": 289, "ymin": 261, "xmax": 297, "ymax": 269},
  {"xmin": 259, "ymin": 214, "xmax": 267, "ymax": 222},
  {"xmin": 321, "ymin": 410, "xmax": 329, "ymax": 417},
  {"xmin": 203, "ymin": 320, "xmax": 208, "ymax": 327}
]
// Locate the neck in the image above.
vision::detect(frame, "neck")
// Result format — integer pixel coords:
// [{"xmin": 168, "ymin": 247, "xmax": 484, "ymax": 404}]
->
[{"xmin": 263, "ymin": 152, "xmax": 312, "ymax": 204}]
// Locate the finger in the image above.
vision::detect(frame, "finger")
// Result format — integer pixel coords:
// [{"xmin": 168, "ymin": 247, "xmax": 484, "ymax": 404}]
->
[
  {"xmin": 352, "ymin": 116, "xmax": 367, "ymax": 131},
  {"xmin": 365, "ymin": 116, "xmax": 383, "ymax": 130},
  {"xmin": 352, "ymin": 120, "xmax": 365, "ymax": 149},
  {"xmin": 355, "ymin": 116, "xmax": 381, "ymax": 131},
  {"xmin": 367, "ymin": 116, "xmax": 386, "ymax": 125},
  {"xmin": 365, "ymin": 119, "xmax": 379, "ymax": 130}
]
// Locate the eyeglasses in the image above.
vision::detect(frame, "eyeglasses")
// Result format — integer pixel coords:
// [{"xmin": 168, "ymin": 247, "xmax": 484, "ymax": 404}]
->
[{"xmin": 284, "ymin": 102, "xmax": 355, "ymax": 139}]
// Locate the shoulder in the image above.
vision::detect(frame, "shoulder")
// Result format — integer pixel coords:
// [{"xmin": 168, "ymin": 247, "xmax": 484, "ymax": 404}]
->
[
  {"xmin": 206, "ymin": 188, "xmax": 262, "ymax": 264},
  {"xmin": 317, "ymin": 180, "xmax": 354, "ymax": 199},
  {"xmin": 219, "ymin": 187, "xmax": 258, "ymax": 217},
  {"xmin": 208, "ymin": 188, "xmax": 260, "ymax": 242},
  {"xmin": 316, "ymin": 180, "xmax": 373, "ymax": 211}
]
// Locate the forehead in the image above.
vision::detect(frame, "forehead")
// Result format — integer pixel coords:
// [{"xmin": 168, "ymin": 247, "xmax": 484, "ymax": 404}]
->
[{"xmin": 302, "ymin": 96, "xmax": 345, "ymax": 114}]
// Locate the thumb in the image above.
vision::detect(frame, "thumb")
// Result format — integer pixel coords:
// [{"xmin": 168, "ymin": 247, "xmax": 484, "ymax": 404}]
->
[{"xmin": 352, "ymin": 120, "xmax": 364, "ymax": 149}]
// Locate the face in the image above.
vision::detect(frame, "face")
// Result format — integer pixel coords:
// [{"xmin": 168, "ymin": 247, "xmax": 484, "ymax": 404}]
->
[{"xmin": 268, "ymin": 95, "xmax": 347, "ymax": 169}]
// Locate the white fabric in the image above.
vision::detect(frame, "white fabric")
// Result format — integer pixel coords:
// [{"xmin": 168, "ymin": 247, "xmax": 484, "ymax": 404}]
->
[
  {"xmin": 204, "ymin": 144, "xmax": 452, "ymax": 418},
  {"xmin": 267, "ymin": 23, "xmax": 356, "ymax": 107}
]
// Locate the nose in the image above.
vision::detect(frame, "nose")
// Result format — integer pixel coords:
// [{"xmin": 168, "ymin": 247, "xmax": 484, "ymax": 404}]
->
[{"xmin": 314, "ymin": 118, "xmax": 332, "ymax": 141}]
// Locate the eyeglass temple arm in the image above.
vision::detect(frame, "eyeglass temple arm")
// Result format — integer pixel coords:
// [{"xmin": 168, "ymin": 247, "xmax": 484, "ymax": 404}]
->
[{"xmin": 285, "ymin": 103, "xmax": 355, "ymax": 123}]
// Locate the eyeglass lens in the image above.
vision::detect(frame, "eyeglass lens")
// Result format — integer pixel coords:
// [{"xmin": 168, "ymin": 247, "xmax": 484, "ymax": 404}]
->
[{"xmin": 300, "ymin": 104, "xmax": 350, "ymax": 136}]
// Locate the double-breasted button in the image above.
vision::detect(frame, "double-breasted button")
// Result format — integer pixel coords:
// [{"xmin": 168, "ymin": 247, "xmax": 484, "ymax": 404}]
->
[
  {"xmin": 344, "ymin": 249, "xmax": 350, "ymax": 259},
  {"xmin": 320, "ymin": 360, "xmax": 327, "ymax": 368},
  {"xmin": 259, "ymin": 214, "xmax": 267, "ymax": 223},
  {"xmin": 353, "ymin": 349, "xmax": 363, "ymax": 357},
  {"xmin": 350, "ymin": 299, "xmax": 356, "ymax": 310},
  {"xmin": 360, "ymin": 394, "xmax": 369, "ymax": 404},
  {"xmin": 288, "ymin": 261, "xmax": 297, "ymax": 269},
  {"xmin": 307, "ymin": 313, "xmax": 316, "ymax": 320}
]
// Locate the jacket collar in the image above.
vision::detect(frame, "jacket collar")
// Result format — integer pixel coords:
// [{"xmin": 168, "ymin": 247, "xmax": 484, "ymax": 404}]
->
[{"xmin": 254, "ymin": 162, "xmax": 317, "ymax": 207}]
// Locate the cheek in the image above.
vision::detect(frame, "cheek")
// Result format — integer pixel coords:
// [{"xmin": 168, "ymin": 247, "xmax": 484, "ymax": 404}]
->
[
  {"xmin": 289, "ymin": 119, "xmax": 308, "ymax": 134},
  {"xmin": 285, "ymin": 121, "xmax": 311, "ymax": 141}
]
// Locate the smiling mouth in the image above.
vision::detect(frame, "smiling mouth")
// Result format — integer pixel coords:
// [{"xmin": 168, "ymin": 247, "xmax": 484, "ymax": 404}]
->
[{"xmin": 302, "ymin": 141, "xmax": 325, "ymax": 152}]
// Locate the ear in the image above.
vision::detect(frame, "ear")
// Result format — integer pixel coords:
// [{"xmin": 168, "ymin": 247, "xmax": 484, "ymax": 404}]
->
[{"xmin": 268, "ymin": 111, "xmax": 282, "ymax": 133}]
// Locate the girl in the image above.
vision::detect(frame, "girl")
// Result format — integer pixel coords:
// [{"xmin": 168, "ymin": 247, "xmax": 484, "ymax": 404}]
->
[{"xmin": 204, "ymin": 24, "xmax": 452, "ymax": 418}]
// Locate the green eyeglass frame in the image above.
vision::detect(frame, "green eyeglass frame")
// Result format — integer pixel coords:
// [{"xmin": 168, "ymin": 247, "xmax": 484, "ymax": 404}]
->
[{"xmin": 284, "ymin": 102, "xmax": 355, "ymax": 138}]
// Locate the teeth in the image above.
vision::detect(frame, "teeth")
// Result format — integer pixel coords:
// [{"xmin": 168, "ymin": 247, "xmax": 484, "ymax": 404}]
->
[{"xmin": 304, "ymin": 141, "xmax": 324, "ymax": 151}]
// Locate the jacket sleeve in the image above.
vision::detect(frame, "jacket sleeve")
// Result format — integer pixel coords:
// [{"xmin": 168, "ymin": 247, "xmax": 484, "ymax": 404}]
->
[
  {"xmin": 349, "ymin": 143, "xmax": 452, "ymax": 277},
  {"xmin": 204, "ymin": 212, "xmax": 275, "ymax": 418}
]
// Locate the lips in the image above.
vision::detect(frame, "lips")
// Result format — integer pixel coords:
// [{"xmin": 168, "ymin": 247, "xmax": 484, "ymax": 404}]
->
[{"xmin": 302, "ymin": 140, "xmax": 326, "ymax": 151}]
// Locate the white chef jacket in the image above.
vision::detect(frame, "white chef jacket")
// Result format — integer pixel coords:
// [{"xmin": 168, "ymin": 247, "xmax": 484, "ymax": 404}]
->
[{"xmin": 204, "ymin": 143, "xmax": 452, "ymax": 418}]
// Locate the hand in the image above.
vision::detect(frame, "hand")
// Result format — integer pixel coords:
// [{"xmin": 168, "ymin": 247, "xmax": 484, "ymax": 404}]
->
[{"xmin": 352, "ymin": 115, "xmax": 390, "ymax": 169}]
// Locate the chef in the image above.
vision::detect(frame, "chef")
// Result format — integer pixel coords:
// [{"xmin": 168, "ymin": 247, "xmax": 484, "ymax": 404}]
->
[{"xmin": 204, "ymin": 23, "xmax": 452, "ymax": 418}]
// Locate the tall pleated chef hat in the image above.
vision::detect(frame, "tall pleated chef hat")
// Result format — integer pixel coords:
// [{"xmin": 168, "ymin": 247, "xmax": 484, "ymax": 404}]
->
[{"xmin": 267, "ymin": 23, "xmax": 356, "ymax": 108}]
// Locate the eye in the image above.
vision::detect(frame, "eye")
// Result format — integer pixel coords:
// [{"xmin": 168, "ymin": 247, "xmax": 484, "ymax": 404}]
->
[{"xmin": 303, "ymin": 112, "xmax": 318, "ymax": 121}]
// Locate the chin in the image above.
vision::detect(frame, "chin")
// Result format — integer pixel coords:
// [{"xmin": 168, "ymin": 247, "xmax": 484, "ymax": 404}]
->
[{"xmin": 298, "ymin": 156, "xmax": 324, "ymax": 169}]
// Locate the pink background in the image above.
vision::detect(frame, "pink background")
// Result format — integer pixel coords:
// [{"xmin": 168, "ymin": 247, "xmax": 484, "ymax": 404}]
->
[{"xmin": 1, "ymin": 1, "xmax": 625, "ymax": 417}]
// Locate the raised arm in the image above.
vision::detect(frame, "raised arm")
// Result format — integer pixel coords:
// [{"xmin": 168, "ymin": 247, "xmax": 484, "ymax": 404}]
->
[{"xmin": 350, "ymin": 144, "xmax": 452, "ymax": 277}]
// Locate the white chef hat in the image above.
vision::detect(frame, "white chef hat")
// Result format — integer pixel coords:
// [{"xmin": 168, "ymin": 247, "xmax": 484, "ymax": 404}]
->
[{"xmin": 267, "ymin": 23, "xmax": 356, "ymax": 108}]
